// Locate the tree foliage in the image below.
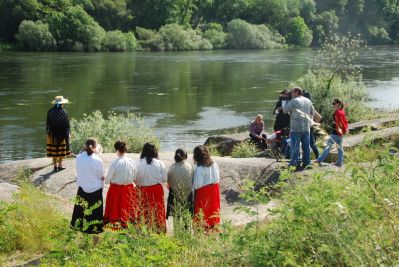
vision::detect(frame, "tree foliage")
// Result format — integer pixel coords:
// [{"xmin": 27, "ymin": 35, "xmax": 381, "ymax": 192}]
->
[
  {"xmin": 1, "ymin": 0, "xmax": 399, "ymax": 50},
  {"xmin": 16, "ymin": 20, "xmax": 55, "ymax": 50}
]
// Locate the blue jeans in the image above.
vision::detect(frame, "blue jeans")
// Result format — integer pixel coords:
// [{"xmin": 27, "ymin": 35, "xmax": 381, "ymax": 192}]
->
[
  {"xmin": 289, "ymin": 131, "xmax": 311, "ymax": 167},
  {"xmin": 317, "ymin": 134, "xmax": 343, "ymax": 165}
]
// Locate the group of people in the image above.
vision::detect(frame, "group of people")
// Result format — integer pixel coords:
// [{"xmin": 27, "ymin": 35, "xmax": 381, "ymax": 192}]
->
[
  {"xmin": 70, "ymin": 139, "xmax": 220, "ymax": 234},
  {"xmin": 249, "ymin": 87, "xmax": 348, "ymax": 170},
  {"xmin": 46, "ymin": 89, "xmax": 348, "ymax": 234}
]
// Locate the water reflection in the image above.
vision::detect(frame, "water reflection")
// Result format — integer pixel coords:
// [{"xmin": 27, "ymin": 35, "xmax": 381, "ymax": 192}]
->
[{"xmin": 0, "ymin": 48, "xmax": 399, "ymax": 161}]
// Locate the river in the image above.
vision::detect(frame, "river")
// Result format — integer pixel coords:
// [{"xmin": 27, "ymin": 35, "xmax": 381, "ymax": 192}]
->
[{"xmin": 0, "ymin": 46, "xmax": 398, "ymax": 162}]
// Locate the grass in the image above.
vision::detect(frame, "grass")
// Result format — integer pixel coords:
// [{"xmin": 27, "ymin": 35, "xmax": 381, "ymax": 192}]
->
[
  {"xmin": 231, "ymin": 141, "xmax": 259, "ymax": 158},
  {"xmin": 1, "ymin": 142, "xmax": 399, "ymax": 265}
]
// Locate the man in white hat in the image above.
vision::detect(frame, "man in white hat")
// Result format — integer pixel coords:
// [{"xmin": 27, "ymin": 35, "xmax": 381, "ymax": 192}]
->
[{"xmin": 46, "ymin": 96, "xmax": 70, "ymax": 171}]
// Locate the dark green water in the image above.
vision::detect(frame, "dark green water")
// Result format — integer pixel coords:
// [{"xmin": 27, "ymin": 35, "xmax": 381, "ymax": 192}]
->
[{"xmin": 1, "ymin": 47, "xmax": 399, "ymax": 162}]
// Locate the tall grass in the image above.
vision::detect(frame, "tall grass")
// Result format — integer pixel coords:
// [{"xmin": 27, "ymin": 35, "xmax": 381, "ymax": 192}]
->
[{"xmin": 70, "ymin": 111, "xmax": 159, "ymax": 154}]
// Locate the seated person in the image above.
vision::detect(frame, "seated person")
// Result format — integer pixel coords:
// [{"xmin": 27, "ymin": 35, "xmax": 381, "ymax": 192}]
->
[
  {"xmin": 266, "ymin": 127, "xmax": 290, "ymax": 159},
  {"xmin": 249, "ymin": 114, "xmax": 267, "ymax": 150}
]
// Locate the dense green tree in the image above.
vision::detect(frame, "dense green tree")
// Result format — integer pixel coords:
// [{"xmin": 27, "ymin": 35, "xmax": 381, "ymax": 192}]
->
[
  {"xmin": 102, "ymin": 30, "xmax": 137, "ymax": 51},
  {"xmin": 286, "ymin": 17, "xmax": 313, "ymax": 46},
  {"xmin": 86, "ymin": 0, "xmax": 134, "ymax": 31},
  {"xmin": 47, "ymin": 6, "xmax": 105, "ymax": 51},
  {"xmin": 16, "ymin": 20, "xmax": 55, "ymax": 50},
  {"xmin": 202, "ymin": 23, "xmax": 227, "ymax": 49}
]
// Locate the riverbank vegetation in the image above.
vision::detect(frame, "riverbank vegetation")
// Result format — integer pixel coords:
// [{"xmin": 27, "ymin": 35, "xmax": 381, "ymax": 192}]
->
[
  {"xmin": 69, "ymin": 111, "xmax": 159, "ymax": 154},
  {"xmin": 1, "ymin": 0, "xmax": 399, "ymax": 51},
  {"xmin": 1, "ymin": 142, "xmax": 399, "ymax": 265}
]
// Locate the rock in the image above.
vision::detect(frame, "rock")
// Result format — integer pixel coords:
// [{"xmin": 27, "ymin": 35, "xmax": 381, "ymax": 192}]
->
[
  {"xmin": 0, "ymin": 180, "xmax": 20, "ymax": 202},
  {"xmin": 348, "ymin": 115, "xmax": 399, "ymax": 134},
  {"xmin": 0, "ymin": 158, "xmax": 52, "ymax": 182},
  {"xmin": 204, "ymin": 133, "xmax": 249, "ymax": 155}
]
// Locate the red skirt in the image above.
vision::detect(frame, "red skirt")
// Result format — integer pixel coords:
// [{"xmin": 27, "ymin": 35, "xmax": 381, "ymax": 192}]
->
[
  {"xmin": 194, "ymin": 183, "xmax": 221, "ymax": 228},
  {"xmin": 104, "ymin": 183, "xmax": 138, "ymax": 227},
  {"xmin": 137, "ymin": 184, "xmax": 166, "ymax": 232}
]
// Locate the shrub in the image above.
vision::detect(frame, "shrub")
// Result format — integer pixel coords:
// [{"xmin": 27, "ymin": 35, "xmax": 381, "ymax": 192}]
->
[
  {"xmin": 368, "ymin": 26, "xmax": 391, "ymax": 45},
  {"xmin": 285, "ymin": 16, "xmax": 313, "ymax": 46},
  {"xmin": 231, "ymin": 141, "xmax": 259, "ymax": 158},
  {"xmin": 102, "ymin": 30, "xmax": 137, "ymax": 51},
  {"xmin": 135, "ymin": 27, "xmax": 164, "ymax": 51},
  {"xmin": 293, "ymin": 70, "xmax": 371, "ymax": 126},
  {"xmin": 16, "ymin": 20, "xmax": 55, "ymax": 51},
  {"xmin": 69, "ymin": 111, "xmax": 159, "ymax": 154},
  {"xmin": 203, "ymin": 23, "xmax": 227, "ymax": 49},
  {"xmin": 47, "ymin": 6, "xmax": 105, "ymax": 51},
  {"xmin": 226, "ymin": 19, "xmax": 284, "ymax": 49},
  {"xmin": 293, "ymin": 34, "xmax": 373, "ymax": 127},
  {"xmin": 159, "ymin": 23, "xmax": 212, "ymax": 50}
]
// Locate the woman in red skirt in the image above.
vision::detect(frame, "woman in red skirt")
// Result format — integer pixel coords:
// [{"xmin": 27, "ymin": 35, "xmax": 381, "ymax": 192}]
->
[
  {"xmin": 136, "ymin": 143, "xmax": 167, "ymax": 232},
  {"xmin": 104, "ymin": 140, "xmax": 138, "ymax": 229},
  {"xmin": 193, "ymin": 145, "xmax": 221, "ymax": 230}
]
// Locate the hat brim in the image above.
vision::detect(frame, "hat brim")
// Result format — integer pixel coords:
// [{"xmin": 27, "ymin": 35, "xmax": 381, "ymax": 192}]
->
[{"xmin": 51, "ymin": 99, "xmax": 69, "ymax": 104}]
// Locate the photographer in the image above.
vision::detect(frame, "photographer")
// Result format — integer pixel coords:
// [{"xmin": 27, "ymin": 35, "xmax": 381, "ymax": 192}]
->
[{"xmin": 273, "ymin": 90, "xmax": 291, "ymax": 131}]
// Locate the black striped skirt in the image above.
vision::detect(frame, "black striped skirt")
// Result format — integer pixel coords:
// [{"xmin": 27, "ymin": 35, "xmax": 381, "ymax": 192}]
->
[{"xmin": 46, "ymin": 134, "xmax": 70, "ymax": 157}]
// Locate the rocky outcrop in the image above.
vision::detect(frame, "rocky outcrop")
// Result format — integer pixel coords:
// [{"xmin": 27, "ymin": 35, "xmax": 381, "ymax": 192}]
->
[{"xmin": 204, "ymin": 133, "xmax": 250, "ymax": 155}]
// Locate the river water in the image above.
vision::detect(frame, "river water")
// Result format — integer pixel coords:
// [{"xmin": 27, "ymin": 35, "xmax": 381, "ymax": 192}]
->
[{"xmin": 0, "ymin": 46, "xmax": 398, "ymax": 162}]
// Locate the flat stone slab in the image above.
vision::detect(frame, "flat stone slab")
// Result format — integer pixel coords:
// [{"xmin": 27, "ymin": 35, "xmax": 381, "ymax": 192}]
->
[
  {"xmin": 0, "ymin": 180, "xmax": 20, "ymax": 202},
  {"xmin": 343, "ymin": 126, "xmax": 399, "ymax": 149},
  {"xmin": 0, "ymin": 158, "xmax": 52, "ymax": 182},
  {"xmin": 348, "ymin": 114, "xmax": 399, "ymax": 133}
]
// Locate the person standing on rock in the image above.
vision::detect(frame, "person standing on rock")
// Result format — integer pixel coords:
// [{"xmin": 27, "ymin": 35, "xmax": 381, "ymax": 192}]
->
[
  {"xmin": 167, "ymin": 148, "xmax": 194, "ymax": 224},
  {"xmin": 71, "ymin": 138, "xmax": 104, "ymax": 234},
  {"xmin": 249, "ymin": 114, "xmax": 267, "ymax": 150},
  {"xmin": 315, "ymin": 98, "xmax": 348, "ymax": 167},
  {"xmin": 46, "ymin": 96, "xmax": 70, "ymax": 172},
  {"xmin": 283, "ymin": 87, "xmax": 315, "ymax": 170},
  {"xmin": 136, "ymin": 143, "xmax": 167, "ymax": 232},
  {"xmin": 104, "ymin": 140, "xmax": 138, "ymax": 229},
  {"xmin": 193, "ymin": 145, "xmax": 221, "ymax": 230}
]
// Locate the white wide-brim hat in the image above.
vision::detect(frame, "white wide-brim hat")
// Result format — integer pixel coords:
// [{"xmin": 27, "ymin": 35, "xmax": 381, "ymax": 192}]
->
[{"xmin": 51, "ymin": 95, "xmax": 69, "ymax": 104}]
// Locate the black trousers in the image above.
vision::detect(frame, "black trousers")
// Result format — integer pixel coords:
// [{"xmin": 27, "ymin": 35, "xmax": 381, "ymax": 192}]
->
[{"xmin": 249, "ymin": 133, "xmax": 267, "ymax": 149}]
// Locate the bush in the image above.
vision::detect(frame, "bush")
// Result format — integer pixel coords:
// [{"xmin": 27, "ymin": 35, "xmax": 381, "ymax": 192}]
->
[
  {"xmin": 368, "ymin": 26, "xmax": 391, "ymax": 45},
  {"xmin": 294, "ymin": 71, "xmax": 371, "ymax": 126},
  {"xmin": 159, "ymin": 23, "xmax": 212, "ymax": 50},
  {"xmin": 226, "ymin": 19, "xmax": 284, "ymax": 49},
  {"xmin": 69, "ymin": 111, "xmax": 159, "ymax": 154},
  {"xmin": 293, "ymin": 34, "xmax": 373, "ymax": 127},
  {"xmin": 136, "ymin": 27, "xmax": 164, "ymax": 51},
  {"xmin": 47, "ymin": 6, "xmax": 105, "ymax": 51},
  {"xmin": 203, "ymin": 23, "xmax": 227, "ymax": 49},
  {"xmin": 285, "ymin": 16, "xmax": 313, "ymax": 46},
  {"xmin": 231, "ymin": 141, "xmax": 259, "ymax": 158},
  {"xmin": 16, "ymin": 20, "xmax": 55, "ymax": 51},
  {"xmin": 102, "ymin": 30, "xmax": 137, "ymax": 51}
]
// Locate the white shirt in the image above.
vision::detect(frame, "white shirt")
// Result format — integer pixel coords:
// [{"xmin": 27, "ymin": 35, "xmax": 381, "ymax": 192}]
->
[
  {"xmin": 136, "ymin": 158, "xmax": 167, "ymax": 186},
  {"xmin": 76, "ymin": 151, "xmax": 104, "ymax": 193},
  {"xmin": 105, "ymin": 155, "xmax": 137, "ymax": 185},
  {"xmin": 193, "ymin": 163, "xmax": 220, "ymax": 190}
]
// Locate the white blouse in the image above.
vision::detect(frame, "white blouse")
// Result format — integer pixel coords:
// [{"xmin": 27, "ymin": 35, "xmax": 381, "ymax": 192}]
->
[
  {"xmin": 136, "ymin": 158, "xmax": 167, "ymax": 186},
  {"xmin": 193, "ymin": 163, "xmax": 220, "ymax": 190},
  {"xmin": 105, "ymin": 156, "xmax": 137, "ymax": 185},
  {"xmin": 76, "ymin": 151, "xmax": 104, "ymax": 193}
]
